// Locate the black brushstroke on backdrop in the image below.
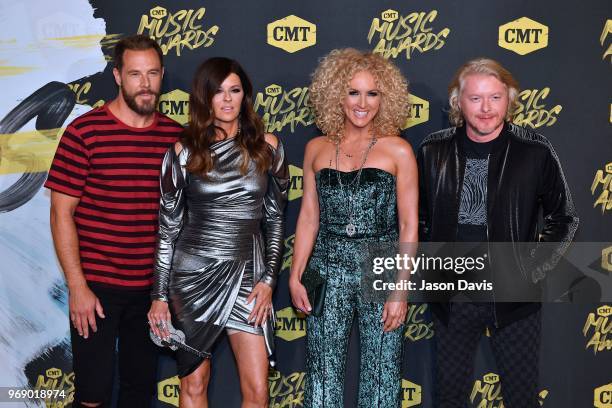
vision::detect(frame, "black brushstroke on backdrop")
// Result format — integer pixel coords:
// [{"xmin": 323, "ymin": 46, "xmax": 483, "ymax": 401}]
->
[{"xmin": 0, "ymin": 82, "xmax": 75, "ymax": 212}]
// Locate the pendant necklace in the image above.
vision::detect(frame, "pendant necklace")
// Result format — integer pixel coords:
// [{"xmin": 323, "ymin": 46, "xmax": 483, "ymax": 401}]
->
[{"xmin": 335, "ymin": 136, "xmax": 377, "ymax": 237}]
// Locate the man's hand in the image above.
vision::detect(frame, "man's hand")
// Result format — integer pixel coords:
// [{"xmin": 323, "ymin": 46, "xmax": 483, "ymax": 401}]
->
[{"xmin": 69, "ymin": 284, "xmax": 104, "ymax": 339}]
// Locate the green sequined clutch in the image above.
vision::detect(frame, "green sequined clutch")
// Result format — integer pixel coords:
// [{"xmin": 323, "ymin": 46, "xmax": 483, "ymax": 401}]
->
[{"xmin": 301, "ymin": 266, "xmax": 327, "ymax": 317}]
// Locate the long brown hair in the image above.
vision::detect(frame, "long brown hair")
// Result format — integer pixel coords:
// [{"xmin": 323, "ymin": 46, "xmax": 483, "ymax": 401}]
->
[{"xmin": 182, "ymin": 57, "xmax": 270, "ymax": 175}]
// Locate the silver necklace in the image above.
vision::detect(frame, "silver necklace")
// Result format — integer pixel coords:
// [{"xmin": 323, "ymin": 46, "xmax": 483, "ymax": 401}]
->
[
  {"xmin": 339, "ymin": 143, "xmax": 374, "ymax": 168},
  {"xmin": 335, "ymin": 137, "xmax": 377, "ymax": 236}
]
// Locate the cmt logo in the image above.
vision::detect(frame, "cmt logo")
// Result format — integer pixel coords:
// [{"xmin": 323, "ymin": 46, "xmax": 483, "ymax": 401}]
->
[
  {"xmin": 274, "ymin": 306, "xmax": 306, "ymax": 341},
  {"xmin": 381, "ymin": 9, "xmax": 399, "ymax": 22},
  {"xmin": 401, "ymin": 379, "xmax": 422, "ymax": 407},
  {"xmin": 157, "ymin": 376, "xmax": 180, "ymax": 407},
  {"xmin": 36, "ymin": 11, "xmax": 101, "ymax": 42},
  {"xmin": 498, "ymin": 17, "xmax": 549, "ymax": 55},
  {"xmin": 149, "ymin": 6, "xmax": 167, "ymax": 19},
  {"xmin": 267, "ymin": 15, "xmax": 316, "ymax": 53},
  {"xmin": 483, "ymin": 373, "xmax": 500, "ymax": 384},
  {"xmin": 402, "ymin": 94, "xmax": 429, "ymax": 129},
  {"xmin": 158, "ymin": 89, "xmax": 190, "ymax": 125},
  {"xmin": 46, "ymin": 368, "xmax": 62, "ymax": 379},
  {"xmin": 601, "ymin": 19, "xmax": 612, "ymax": 61},
  {"xmin": 594, "ymin": 383, "xmax": 612, "ymax": 407},
  {"xmin": 265, "ymin": 84, "xmax": 283, "ymax": 97},
  {"xmin": 289, "ymin": 165, "xmax": 303, "ymax": 201},
  {"xmin": 597, "ymin": 305, "xmax": 612, "ymax": 317}
]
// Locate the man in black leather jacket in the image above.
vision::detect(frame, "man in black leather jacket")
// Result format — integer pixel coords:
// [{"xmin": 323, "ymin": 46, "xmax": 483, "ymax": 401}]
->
[{"xmin": 417, "ymin": 58, "xmax": 578, "ymax": 407}]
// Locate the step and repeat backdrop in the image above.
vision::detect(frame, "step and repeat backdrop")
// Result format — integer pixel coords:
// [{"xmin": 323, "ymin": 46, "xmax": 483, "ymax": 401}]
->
[{"xmin": 0, "ymin": 0, "xmax": 611, "ymax": 407}]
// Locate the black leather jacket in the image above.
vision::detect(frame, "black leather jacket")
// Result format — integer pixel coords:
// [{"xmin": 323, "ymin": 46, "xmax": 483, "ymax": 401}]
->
[{"xmin": 417, "ymin": 123, "xmax": 579, "ymax": 326}]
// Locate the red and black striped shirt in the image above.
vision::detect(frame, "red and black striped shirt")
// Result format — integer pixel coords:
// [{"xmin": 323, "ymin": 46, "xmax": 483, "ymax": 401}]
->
[{"xmin": 45, "ymin": 105, "xmax": 182, "ymax": 291}]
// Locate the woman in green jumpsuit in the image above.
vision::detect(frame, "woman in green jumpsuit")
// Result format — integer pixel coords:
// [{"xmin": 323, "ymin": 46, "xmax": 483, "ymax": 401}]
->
[{"xmin": 289, "ymin": 49, "xmax": 419, "ymax": 407}]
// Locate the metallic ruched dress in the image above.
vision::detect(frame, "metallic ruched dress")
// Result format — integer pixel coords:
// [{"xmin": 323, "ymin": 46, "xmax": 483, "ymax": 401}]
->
[
  {"xmin": 304, "ymin": 167, "xmax": 404, "ymax": 408},
  {"xmin": 151, "ymin": 138, "xmax": 289, "ymax": 377}
]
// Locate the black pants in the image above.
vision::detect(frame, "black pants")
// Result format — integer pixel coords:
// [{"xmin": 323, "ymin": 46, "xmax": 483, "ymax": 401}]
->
[
  {"xmin": 71, "ymin": 287, "xmax": 158, "ymax": 407},
  {"xmin": 433, "ymin": 303, "xmax": 541, "ymax": 408}
]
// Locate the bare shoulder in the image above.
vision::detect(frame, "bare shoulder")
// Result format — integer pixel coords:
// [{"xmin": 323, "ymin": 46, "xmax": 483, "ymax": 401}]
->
[
  {"xmin": 264, "ymin": 133, "xmax": 279, "ymax": 149},
  {"xmin": 174, "ymin": 141, "xmax": 184, "ymax": 155},
  {"xmin": 377, "ymin": 135, "xmax": 415, "ymax": 158},
  {"xmin": 305, "ymin": 135, "xmax": 330, "ymax": 154}
]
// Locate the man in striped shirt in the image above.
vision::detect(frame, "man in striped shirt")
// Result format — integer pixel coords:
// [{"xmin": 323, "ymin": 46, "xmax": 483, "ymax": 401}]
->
[{"xmin": 45, "ymin": 35, "xmax": 182, "ymax": 408}]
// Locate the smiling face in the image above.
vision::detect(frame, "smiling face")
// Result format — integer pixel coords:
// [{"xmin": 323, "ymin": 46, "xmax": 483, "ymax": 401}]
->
[
  {"xmin": 459, "ymin": 73, "xmax": 509, "ymax": 142},
  {"xmin": 343, "ymin": 70, "xmax": 381, "ymax": 132},
  {"xmin": 113, "ymin": 48, "xmax": 163, "ymax": 116},
  {"xmin": 212, "ymin": 73, "xmax": 244, "ymax": 126}
]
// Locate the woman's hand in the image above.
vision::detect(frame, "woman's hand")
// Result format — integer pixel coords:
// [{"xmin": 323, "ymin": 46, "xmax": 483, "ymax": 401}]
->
[
  {"xmin": 247, "ymin": 282, "xmax": 273, "ymax": 327},
  {"xmin": 148, "ymin": 300, "xmax": 171, "ymax": 339},
  {"xmin": 381, "ymin": 300, "xmax": 407, "ymax": 332},
  {"xmin": 289, "ymin": 275, "xmax": 312, "ymax": 315}
]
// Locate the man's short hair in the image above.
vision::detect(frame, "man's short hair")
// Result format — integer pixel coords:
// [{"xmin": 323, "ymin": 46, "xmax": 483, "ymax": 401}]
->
[
  {"xmin": 114, "ymin": 34, "xmax": 163, "ymax": 71},
  {"xmin": 448, "ymin": 58, "xmax": 520, "ymax": 127}
]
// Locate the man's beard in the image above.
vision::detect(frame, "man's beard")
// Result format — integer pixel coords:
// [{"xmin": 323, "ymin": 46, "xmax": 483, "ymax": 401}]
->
[{"xmin": 122, "ymin": 87, "xmax": 159, "ymax": 115}]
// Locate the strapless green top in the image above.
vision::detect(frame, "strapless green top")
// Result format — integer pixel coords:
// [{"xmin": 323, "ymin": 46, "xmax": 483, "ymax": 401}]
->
[{"xmin": 309, "ymin": 167, "xmax": 399, "ymax": 276}]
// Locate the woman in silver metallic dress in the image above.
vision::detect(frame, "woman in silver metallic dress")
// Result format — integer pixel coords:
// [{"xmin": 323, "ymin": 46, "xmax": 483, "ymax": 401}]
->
[{"xmin": 147, "ymin": 57, "xmax": 288, "ymax": 408}]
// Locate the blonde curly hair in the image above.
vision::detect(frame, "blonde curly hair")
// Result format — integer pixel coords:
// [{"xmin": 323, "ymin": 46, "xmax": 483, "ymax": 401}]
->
[
  {"xmin": 309, "ymin": 48, "xmax": 410, "ymax": 143},
  {"xmin": 448, "ymin": 58, "xmax": 520, "ymax": 127}
]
